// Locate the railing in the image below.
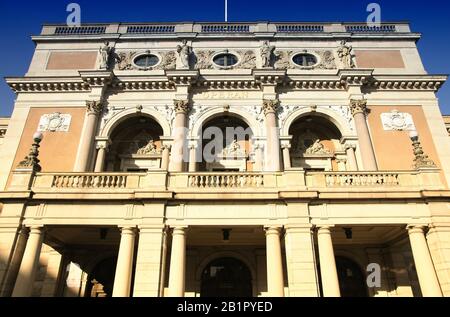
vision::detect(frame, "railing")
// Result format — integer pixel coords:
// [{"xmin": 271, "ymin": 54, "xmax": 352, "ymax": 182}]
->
[
  {"xmin": 51, "ymin": 173, "xmax": 128, "ymax": 189},
  {"xmin": 276, "ymin": 24, "xmax": 324, "ymax": 33},
  {"xmin": 42, "ymin": 22, "xmax": 409, "ymax": 36},
  {"xmin": 17, "ymin": 170, "xmax": 442, "ymax": 193},
  {"xmin": 323, "ymin": 172, "xmax": 400, "ymax": 187},
  {"xmin": 127, "ymin": 25, "xmax": 175, "ymax": 34},
  {"xmin": 201, "ymin": 24, "xmax": 250, "ymax": 33},
  {"xmin": 188, "ymin": 173, "xmax": 264, "ymax": 188},
  {"xmin": 54, "ymin": 26, "xmax": 106, "ymax": 35},
  {"xmin": 345, "ymin": 24, "xmax": 397, "ymax": 33}
]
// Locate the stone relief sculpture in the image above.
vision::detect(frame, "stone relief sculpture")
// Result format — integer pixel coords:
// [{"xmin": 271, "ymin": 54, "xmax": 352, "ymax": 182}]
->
[
  {"xmin": 136, "ymin": 139, "xmax": 159, "ymax": 155},
  {"xmin": 305, "ymin": 139, "xmax": 332, "ymax": 155},
  {"xmin": 194, "ymin": 51, "xmax": 215, "ymax": 70},
  {"xmin": 98, "ymin": 41, "xmax": 113, "ymax": 70},
  {"xmin": 38, "ymin": 112, "xmax": 72, "ymax": 132},
  {"xmin": 116, "ymin": 51, "xmax": 177, "ymax": 71},
  {"xmin": 117, "ymin": 52, "xmax": 134, "ymax": 70},
  {"xmin": 260, "ymin": 41, "xmax": 275, "ymax": 68},
  {"xmin": 274, "ymin": 50, "xmax": 336, "ymax": 69},
  {"xmin": 237, "ymin": 50, "xmax": 256, "ymax": 69},
  {"xmin": 337, "ymin": 40, "xmax": 355, "ymax": 69},
  {"xmin": 381, "ymin": 110, "xmax": 416, "ymax": 131},
  {"xmin": 176, "ymin": 40, "xmax": 191, "ymax": 70},
  {"xmin": 157, "ymin": 51, "xmax": 177, "ymax": 70},
  {"xmin": 221, "ymin": 139, "xmax": 246, "ymax": 157}
]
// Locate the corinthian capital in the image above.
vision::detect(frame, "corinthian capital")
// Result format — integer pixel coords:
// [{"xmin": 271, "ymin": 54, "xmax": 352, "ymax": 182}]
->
[
  {"xmin": 86, "ymin": 100, "xmax": 104, "ymax": 115},
  {"xmin": 349, "ymin": 99, "xmax": 368, "ymax": 116},
  {"xmin": 262, "ymin": 99, "xmax": 280, "ymax": 116},
  {"xmin": 174, "ymin": 100, "xmax": 191, "ymax": 114}
]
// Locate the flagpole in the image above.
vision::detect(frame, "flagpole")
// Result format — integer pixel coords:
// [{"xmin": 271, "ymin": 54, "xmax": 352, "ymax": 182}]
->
[{"xmin": 225, "ymin": 0, "xmax": 228, "ymax": 22}]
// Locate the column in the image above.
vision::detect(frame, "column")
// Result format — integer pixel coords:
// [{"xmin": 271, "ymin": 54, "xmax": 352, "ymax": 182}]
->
[
  {"xmin": 12, "ymin": 226, "xmax": 45, "ymax": 297},
  {"xmin": 112, "ymin": 227, "xmax": 136, "ymax": 297},
  {"xmin": 317, "ymin": 226, "xmax": 340, "ymax": 297},
  {"xmin": 169, "ymin": 100, "xmax": 190, "ymax": 172},
  {"xmin": 265, "ymin": 226, "xmax": 285, "ymax": 297},
  {"xmin": 168, "ymin": 227, "xmax": 187, "ymax": 297},
  {"xmin": 284, "ymin": 225, "xmax": 320, "ymax": 296},
  {"xmin": 94, "ymin": 140, "xmax": 109, "ymax": 172},
  {"xmin": 281, "ymin": 144, "xmax": 291, "ymax": 170},
  {"xmin": 133, "ymin": 226, "xmax": 167, "ymax": 297},
  {"xmin": 349, "ymin": 99, "xmax": 377, "ymax": 171},
  {"xmin": 1, "ymin": 226, "xmax": 29, "ymax": 297},
  {"xmin": 188, "ymin": 141, "xmax": 198, "ymax": 172},
  {"xmin": 407, "ymin": 225, "xmax": 443, "ymax": 297},
  {"xmin": 252, "ymin": 141, "xmax": 264, "ymax": 172},
  {"xmin": 161, "ymin": 145, "xmax": 171, "ymax": 171},
  {"xmin": 263, "ymin": 100, "xmax": 281, "ymax": 172},
  {"xmin": 345, "ymin": 144, "xmax": 358, "ymax": 171},
  {"xmin": 426, "ymin": 224, "xmax": 450, "ymax": 296},
  {"xmin": 75, "ymin": 101, "xmax": 103, "ymax": 172}
]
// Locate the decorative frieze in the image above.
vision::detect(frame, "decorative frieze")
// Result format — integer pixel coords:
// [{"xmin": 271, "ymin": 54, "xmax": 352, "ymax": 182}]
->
[
  {"xmin": 381, "ymin": 110, "xmax": 416, "ymax": 131},
  {"xmin": 37, "ymin": 112, "xmax": 72, "ymax": 132},
  {"xmin": 274, "ymin": 50, "xmax": 336, "ymax": 70}
]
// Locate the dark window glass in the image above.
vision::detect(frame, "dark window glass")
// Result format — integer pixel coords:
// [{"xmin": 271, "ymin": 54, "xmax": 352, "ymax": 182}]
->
[
  {"xmin": 213, "ymin": 54, "xmax": 238, "ymax": 67},
  {"xmin": 292, "ymin": 53, "xmax": 317, "ymax": 67},
  {"xmin": 134, "ymin": 54, "xmax": 159, "ymax": 68}
]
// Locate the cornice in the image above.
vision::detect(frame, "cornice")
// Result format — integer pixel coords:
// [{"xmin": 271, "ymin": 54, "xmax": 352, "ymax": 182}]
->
[{"xmin": 5, "ymin": 72, "xmax": 447, "ymax": 93}]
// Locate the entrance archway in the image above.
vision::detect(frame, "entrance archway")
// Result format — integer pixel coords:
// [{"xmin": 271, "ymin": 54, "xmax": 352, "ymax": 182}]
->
[
  {"xmin": 85, "ymin": 257, "xmax": 117, "ymax": 297},
  {"xmin": 336, "ymin": 256, "xmax": 368, "ymax": 297},
  {"xmin": 200, "ymin": 257, "xmax": 253, "ymax": 297}
]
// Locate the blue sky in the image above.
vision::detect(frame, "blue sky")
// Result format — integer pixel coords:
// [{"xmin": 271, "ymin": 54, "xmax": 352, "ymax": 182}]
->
[{"xmin": 0, "ymin": 0, "xmax": 449, "ymax": 117}]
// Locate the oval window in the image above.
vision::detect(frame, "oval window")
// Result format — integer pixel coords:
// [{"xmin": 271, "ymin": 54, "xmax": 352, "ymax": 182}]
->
[
  {"xmin": 292, "ymin": 53, "xmax": 318, "ymax": 67},
  {"xmin": 213, "ymin": 53, "xmax": 239, "ymax": 67},
  {"xmin": 133, "ymin": 54, "xmax": 160, "ymax": 68}
]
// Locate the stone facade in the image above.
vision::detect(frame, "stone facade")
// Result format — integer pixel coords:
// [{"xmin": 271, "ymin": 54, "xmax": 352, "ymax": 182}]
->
[{"xmin": 0, "ymin": 22, "xmax": 449, "ymax": 297}]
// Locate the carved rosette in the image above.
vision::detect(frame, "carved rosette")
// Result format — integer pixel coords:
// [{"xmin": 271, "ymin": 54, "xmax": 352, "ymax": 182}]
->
[
  {"xmin": 262, "ymin": 99, "xmax": 280, "ymax": 116},
  {"xmin": 86, "ymin": 100, "xmax": 104, "ymax": 115},
  {"xmin": 174, "ymin": 100, "xmax": 191, "ymax": 114},
  {"xmin": 349, "ymin": 99, "xmax": 368, "ymax": 117}
]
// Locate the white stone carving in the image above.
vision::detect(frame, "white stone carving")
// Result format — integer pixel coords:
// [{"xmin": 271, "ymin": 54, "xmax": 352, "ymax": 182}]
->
[
  {"xmin": 274, "ymin": 50, "xmax": 336, "ymax": 69},
  {"xmin": 38, "ymin": 112, "xmax": 71, "ymax": 132},
  {"xmin": 188, "ymin": 105, "xmax": 207, "ymax": 130},
  {"xmin": 381, "ymin": 110, "xmax": 416, "ymax": 131},
  {"xmin": 327, "ymin": 105, "xmax": 355, "ymax": 132}
]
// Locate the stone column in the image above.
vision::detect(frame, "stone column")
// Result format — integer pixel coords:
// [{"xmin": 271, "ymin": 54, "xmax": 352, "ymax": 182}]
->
[
  {"xmin": 263, "ymin": 100, "xmax": 281, "ymax": 172},
  {"xmin": 161, "ymin": 145, "xmax": 171, "ymax": 171},
  {"xmin": 349, "ymin": 99, "xmax": 377, "ymax": 171},
  {"xmin": 75, "ymin": 101, "xmax": 104, "ymax": 172},
  {"xmin": 284, "ymin": 225, "xmax": 320, "ymax": 297},
  {"xmin": 317, "ymin": 226, "xmax": 340, "ymax": 297},
  {"xmin": 188, "ymin": 141, "xmax": 198, "ymax": 172},
  {"xmin": 112, "ymin": 227, "xmax": 136, "ymax": 297},
  {"xmin": 252, "ymin": 140, "xmax": 264, "ymax": 172},
  {"xmin": 345, "ymin": 144, "xmax": 358, "ymax": 171},
  {"xmin": 168, "ymin": 227, "xmax": 187, "ymax": 297},
  {"xmin": 281, "ymin": 145, "xmax": 291, "ymax": 170},
  {"xmin": 265, "ymin": 226, "xmax": 285, "ymax": 297},
  {"xmin": 12, "ymin": 226, "xmax": 45, "ymax": 297},
  {"xmin": 407, "ymin": 225, "xmax": 443, "ymax": 297},
  {"xmin": 426, "ymin": 224, "xmax": 450, "ymax": 296},
  {"xmin": 94, "ymin": 139, "xmax": 109, "ymax": 173},
  {"xmin": 169, "ymin": 100, "xmax": 190, "ymax": 172},
  {"xmin": 1, "ymin": 226, "xmax": 29, "ymax": 297}
]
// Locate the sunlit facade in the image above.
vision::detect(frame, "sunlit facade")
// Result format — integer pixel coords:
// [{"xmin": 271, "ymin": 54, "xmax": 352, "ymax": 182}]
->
[{"xmin": 0, "ymin": 22, "xmax": 449, "ymax": 297}]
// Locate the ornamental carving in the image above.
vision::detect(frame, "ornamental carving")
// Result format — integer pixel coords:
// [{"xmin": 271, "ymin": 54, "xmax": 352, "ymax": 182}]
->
[
  {"xmin": 174, "ymin": 100, "xmax": 191, "ymax": 114},
  {"xmin": 86, "ymin": 100, "xmax": 104, "ymax": 115},
  {"xmin": 260, "ymin": 41, "xmax": 275, "ymax": 68},
  {"xmin": 349, "ymin": 99, "xmax": 368, "ymax": 116},
  {"xmin": 381, "ymin": 110, "xmax": 416, "ymax": 131},
  {"xmin": 176, "ymin": 40, "xmax": 191, "ymax": 70},
  {"xmin": 291, "ymin": 130, "xmax": 332, "ymax": 156},
  {"xmin": 220, "ymin": 139, "xmax": 246, "ymax": 157},
  {"xmin": 193, "ymin": 50, "xmax": 256, "ymax": 69},
  {"xmin": 116, "ymin": 51, "xmax": 176, "ymax": 70},
  {"xmin": 274, "ymin": 50, "xmax": 336, "ymax": 69},
  {"xmin": 37, "ymin": 113, "xmax": 71, "ymax": 132},
  {"xmin": 126, "ymin": 131, "xmax": 161, "ymax": 155},
  {"xmin": 0, "ymin": 129, "xmax": 6, "ymax": 138},
  {"xmin": 262, "ymin": 99, "xmax": 280, "ymax": 115}
]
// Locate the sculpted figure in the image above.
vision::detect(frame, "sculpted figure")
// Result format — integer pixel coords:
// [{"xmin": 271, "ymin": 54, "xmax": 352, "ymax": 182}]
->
[
  {"xmin": 260, "ymin": 41, "xmax": 275, "ymax": 68},
  {"xmin": 176, "ymin": 40, "xmax": 190, "ymax": 69},
  {"xmin": 337, "ymin": 40, "xmax": 355, "ymax": 68},
  {"xmin": 98, "ymin": 41, "xmax": 113, "ymax": 70}
]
